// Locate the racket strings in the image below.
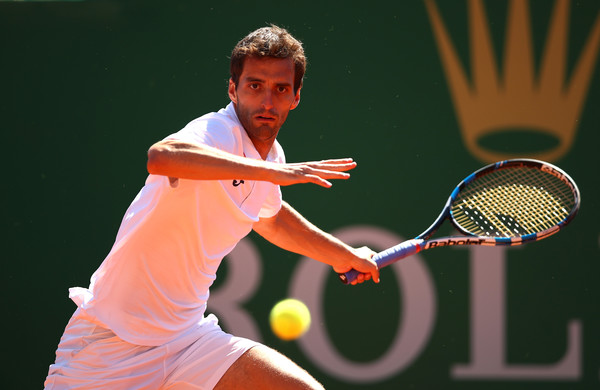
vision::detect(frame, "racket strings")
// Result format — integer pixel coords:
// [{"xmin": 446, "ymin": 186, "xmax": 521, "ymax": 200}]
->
[{"xmin": 451, "ymin": 166, "xmax": 576, "ymax": 237}]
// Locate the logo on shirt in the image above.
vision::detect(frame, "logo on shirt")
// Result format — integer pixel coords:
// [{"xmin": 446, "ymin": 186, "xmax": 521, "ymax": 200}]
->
[{"xmin": 232, "ymin": 179, "xmax": 245, "ymax": 187}]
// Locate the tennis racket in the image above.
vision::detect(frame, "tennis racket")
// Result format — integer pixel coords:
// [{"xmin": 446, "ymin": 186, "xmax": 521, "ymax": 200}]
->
[{"xmin": 339, "ymin": 159, "xmax": 580, "ymax": 285}]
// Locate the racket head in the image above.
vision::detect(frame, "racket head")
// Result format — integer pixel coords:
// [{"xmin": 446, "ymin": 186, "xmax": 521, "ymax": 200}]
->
[{"xmin": 447, "ymin": 159, "xmax": 580, "ymax": 245}]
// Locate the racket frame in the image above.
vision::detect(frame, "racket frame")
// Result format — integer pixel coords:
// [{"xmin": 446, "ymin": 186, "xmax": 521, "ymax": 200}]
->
[
  {"xmin": 444, "ymin": 159, "xmax": 580, "ymax": 246},
  {"xmin": 339, "ymin": 159, "xmax": 580, "ymax": 284}
]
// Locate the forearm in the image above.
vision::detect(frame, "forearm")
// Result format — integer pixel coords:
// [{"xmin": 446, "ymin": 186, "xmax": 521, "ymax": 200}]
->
[
  {"xmin": 147, "ymin": 139, "xmax": 358, "ymax": 188},
  {"xmin": 253, "ymin": 202, "xmax": 357, "ymax": 269},
  {"xmin": 147, "ymin": 139, "xmax": 272, "ymax": 181}
]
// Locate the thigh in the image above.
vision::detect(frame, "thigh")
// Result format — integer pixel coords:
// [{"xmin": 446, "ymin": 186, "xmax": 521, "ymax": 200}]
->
[{"xmin": 213, "ymin": 345, "xmax": 324, "ymax": 390}]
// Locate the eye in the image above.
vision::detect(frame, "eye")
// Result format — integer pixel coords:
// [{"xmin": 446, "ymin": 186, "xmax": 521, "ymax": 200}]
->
[
  {"xmin": 277, "ymin": 86, "xmax": 289, "ymax": 93},
  {"xmin": 249, "ymin": 83, "xmax": 260, "ymax": 90}
]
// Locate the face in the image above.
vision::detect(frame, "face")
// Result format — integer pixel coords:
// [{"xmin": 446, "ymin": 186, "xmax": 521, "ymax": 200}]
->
[{"xmin": 228, "ymin": 56, "xmax": 301, "ymax": 158}]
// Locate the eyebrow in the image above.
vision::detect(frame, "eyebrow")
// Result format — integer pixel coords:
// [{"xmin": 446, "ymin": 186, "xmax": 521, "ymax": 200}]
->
[{"xmin": 244, "ymin": 77, "xmax": 292, "ymax": 87}]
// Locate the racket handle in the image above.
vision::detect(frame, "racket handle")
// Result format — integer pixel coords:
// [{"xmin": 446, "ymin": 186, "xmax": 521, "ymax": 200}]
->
[{"xmin": 339, "ymin": 239, "xmax": 424, "ymax": 284}]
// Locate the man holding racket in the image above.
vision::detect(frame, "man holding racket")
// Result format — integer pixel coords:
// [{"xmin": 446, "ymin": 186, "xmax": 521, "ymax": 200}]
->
[{"xmin": 45, "ymin": 25, "xmax": 379, "ymax": 390}]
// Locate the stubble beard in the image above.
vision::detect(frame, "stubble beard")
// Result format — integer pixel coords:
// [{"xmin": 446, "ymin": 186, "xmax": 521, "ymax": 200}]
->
[{"xmin": 237, "ymin": 106, "xmax": 284, "ymax": 145}]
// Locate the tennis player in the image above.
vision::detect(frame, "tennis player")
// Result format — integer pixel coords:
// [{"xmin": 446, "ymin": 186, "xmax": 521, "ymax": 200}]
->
[{"xmin": 44, "ymin": 25, "xmax": 379, "ymax": 389}]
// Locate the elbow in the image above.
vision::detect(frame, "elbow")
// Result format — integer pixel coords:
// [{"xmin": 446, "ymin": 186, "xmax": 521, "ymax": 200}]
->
[{"xmin": 147, "ymin": 142, "xmax": 169, "ymax": 175}]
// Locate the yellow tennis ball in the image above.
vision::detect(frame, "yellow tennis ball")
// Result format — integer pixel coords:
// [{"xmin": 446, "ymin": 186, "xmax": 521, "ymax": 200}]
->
[{"xmin": 269, "ymin": 298, "xmax": 311, "ymax": 341}]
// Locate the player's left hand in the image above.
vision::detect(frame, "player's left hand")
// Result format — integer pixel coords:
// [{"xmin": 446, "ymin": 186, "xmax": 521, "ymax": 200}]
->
[{"xmin": 269, "ymin": 158, "xmax": 358, "ymax": 188}]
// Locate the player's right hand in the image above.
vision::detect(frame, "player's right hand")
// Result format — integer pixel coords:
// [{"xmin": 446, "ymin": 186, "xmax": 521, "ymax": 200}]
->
[{"xmin": 333, "ymin": 246, "xmax": 380, "ymax": 285}]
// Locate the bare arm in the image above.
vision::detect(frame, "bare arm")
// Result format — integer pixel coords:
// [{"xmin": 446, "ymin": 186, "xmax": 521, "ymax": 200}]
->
[
  {"xmin": 253, "ymin": 201, "xmax": 380, "ymax": 285},
  {"xmin": 147, "ymin": 139, "xmax": 358, "ymax": 188}
]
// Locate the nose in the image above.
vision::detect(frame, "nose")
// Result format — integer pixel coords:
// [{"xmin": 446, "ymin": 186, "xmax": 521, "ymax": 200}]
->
[{"xmin": 261, "ymin": 89, "xmax": 274, "ymax": 110}]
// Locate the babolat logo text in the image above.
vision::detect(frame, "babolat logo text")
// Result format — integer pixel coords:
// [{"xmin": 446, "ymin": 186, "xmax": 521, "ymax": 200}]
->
[{"xmin": 427, "ymin": 238, "xmax": 486, "ymax": 248}]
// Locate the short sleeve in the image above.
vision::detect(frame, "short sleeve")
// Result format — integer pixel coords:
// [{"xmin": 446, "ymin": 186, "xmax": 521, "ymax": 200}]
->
[{"xmin": 166, "ymin": 116, "xmax": 237, "ymax": 154}]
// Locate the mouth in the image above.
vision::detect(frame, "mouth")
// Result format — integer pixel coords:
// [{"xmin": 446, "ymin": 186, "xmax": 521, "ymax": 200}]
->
[{"xmin": 254, "ymin": 112, "xmax": 277, "ymax": 123}]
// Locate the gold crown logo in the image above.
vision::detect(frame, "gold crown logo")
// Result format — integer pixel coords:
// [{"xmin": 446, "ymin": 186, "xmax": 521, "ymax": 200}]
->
[{"xmin": 425, "ymin": 0, "xmax": 600, "ymax": 163}]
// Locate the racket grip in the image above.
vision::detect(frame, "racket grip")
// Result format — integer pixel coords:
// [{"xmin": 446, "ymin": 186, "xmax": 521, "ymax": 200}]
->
[{"xmin": 339, "ymin": 239, "xmax": 424, "ymax": 284}]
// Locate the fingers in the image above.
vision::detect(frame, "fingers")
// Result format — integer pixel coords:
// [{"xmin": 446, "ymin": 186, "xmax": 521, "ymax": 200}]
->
[
  {"xmin": 372, "ymin": 270, "xmax": 380, "ymax": 283},
  {"xmin": 311, "ymin": 170, "xmax": 350, "ymax": 182},
  {"xmin": 306, "ymin": 175, "xmax": 333, "ymax": 188},
  {"xmin": 302, "ymin": 159, "xmax": 356, "ymax": 183},
  {"xmin": 274, "ymin": 158, "xmax": 356, "ymax": 187},
  {"xmin": 350, "ymin": 272, "xmax": 372, "ymax": 286},
  {"xmin": 350, "ymin": 270, "xmax": 379, "ymax": 285},
  {"xmin": 346, "ymin": 246, "xmax": 380, "ymax": 285},
  {"xmin": 285, "ymin": 167, "xmax": 352, "ymax": 188},
  {"xmin": 303, "ymin": 158, "xmax": 357, "ymax": 172},
  {"xmin": 363, "ymin": 267, "xmax": 380, "ymax": 284}
]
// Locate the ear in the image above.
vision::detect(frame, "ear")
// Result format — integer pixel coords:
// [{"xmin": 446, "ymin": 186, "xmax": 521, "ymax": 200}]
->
[
  {"xmin": 290, "ymin": 86, "xmax": 301, "ymax": 110},
  {"xmin": 228, "ymin": 78, "xmax": 237, "ymax": 104}
]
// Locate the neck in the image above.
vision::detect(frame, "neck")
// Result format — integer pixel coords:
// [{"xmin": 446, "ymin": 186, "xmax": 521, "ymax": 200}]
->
[{"xmin": 249, "ymin": 137, "xmax": 274, "ymax": 160}]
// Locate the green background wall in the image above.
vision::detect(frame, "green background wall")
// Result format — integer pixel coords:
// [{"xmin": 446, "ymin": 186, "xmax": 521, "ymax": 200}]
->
[{"xmin": 3, "ymin": 0, "xmax": 599, "ymax": 388}]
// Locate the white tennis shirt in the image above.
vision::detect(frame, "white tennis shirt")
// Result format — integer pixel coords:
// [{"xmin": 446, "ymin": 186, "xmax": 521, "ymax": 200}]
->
[{"xmin": 69, "ymin": 103, "xmax": 284, "ymax": 346}]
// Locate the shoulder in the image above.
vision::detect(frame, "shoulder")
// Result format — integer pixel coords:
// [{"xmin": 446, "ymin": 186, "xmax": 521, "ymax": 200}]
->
[{"xmin": 169, "ymin": 104, "xmax": 242, "ymax": 152}]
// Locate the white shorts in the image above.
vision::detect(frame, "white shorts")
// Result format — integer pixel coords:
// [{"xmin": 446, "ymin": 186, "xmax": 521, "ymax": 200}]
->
[{"xmin": 44, "ymin": 309, "xmax": 259, "ymax": 390}]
